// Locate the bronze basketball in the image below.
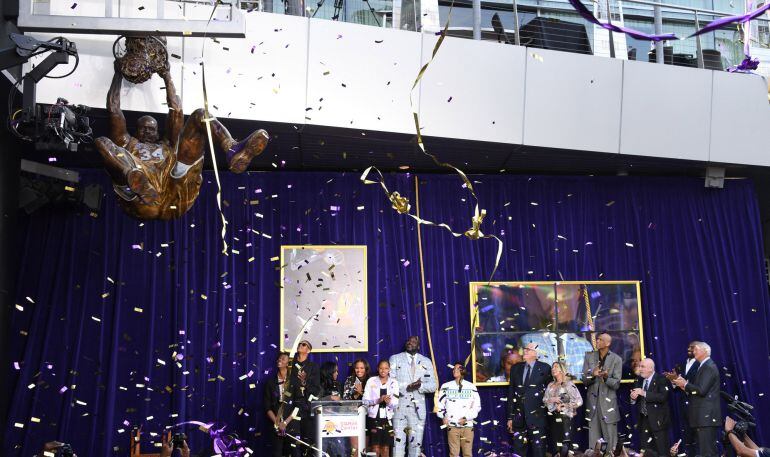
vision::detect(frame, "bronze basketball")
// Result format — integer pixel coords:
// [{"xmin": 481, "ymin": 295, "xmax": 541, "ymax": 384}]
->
[{"xmin": 116, "ymin": 36, "xmax": 169, "ymax": 84}]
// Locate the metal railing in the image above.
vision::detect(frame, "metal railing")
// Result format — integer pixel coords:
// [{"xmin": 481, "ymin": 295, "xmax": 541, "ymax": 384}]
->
[
  {"xmin": 434, "ymin": 0, "xmax": 749, "ymax": 70},
  {"xmin": 259, "ymin": 0, "xmax": 770, "ymax": 72}
]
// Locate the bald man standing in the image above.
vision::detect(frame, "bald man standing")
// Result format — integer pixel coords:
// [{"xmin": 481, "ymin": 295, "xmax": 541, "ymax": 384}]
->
[
  {"xmin": 631, "ymin": 358, "xmax": 671, "ymax": 456},
  {"xmin": 582, "ymin": 332, "xmax": 622, "ymax": 450}
]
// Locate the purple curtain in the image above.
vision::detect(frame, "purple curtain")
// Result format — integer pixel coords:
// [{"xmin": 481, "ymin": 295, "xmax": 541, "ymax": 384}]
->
[{"xmin": 5, "ymin": 171, "xmax": 769, "ymax": 456}]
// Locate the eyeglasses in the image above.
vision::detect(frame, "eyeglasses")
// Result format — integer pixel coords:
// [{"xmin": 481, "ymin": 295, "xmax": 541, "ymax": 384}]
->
[{"xmin": 299, "ymin": 343, "xmax": 309, "ymax": 347}]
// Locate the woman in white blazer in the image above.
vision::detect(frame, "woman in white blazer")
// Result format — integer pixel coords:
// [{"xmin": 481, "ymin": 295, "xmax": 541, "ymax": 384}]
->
[{"xmin": 362, "ymin": 360, "xmax": 399, "ymax": 457}]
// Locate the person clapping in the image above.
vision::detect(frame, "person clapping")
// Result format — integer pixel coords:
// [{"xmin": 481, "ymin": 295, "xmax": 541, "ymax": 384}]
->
[
  {"xmin": 543, "ymin": 361, "xmax": 583, "ymax": 455},
  {"xmin": 437, "ymin": 362, "xmax": 481, "ymax": 457}
]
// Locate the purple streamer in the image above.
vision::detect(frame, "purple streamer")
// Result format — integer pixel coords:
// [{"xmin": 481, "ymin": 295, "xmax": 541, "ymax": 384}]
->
[
  {"xmin": 728, "ymin": 55, "xmax": 760, "ymax": 72},
  {"xmin": 691, "ymin": 2, "xmax": 770, "ymax": 37},
  {"xmin": 567, "ymin": 0, "xmax": 678, "ymax": 41},
  {"xmin": 174, "ymin": 421, "xmax": 249, "ymax": 457}
]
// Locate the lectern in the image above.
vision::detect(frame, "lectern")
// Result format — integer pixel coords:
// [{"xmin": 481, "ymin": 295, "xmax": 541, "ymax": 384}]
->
[{"xmin": 311, "ymin": 400, "xmax": 366, "ymax": 457}]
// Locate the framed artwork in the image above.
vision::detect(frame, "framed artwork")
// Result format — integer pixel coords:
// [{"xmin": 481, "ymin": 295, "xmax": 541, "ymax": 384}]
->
[
  {"xmin": 470, "ymin": 281, "xmax": 644, "ymax": 386},
  {"xmin": 280, "ymin": 245, "xmax": 368, "ymax": 353}
]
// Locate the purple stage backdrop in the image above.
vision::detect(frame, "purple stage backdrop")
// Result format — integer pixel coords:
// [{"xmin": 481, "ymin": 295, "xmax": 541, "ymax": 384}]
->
[{"xmin": 5, "ymin": 171, "xmax": 770, "ymax": 456}]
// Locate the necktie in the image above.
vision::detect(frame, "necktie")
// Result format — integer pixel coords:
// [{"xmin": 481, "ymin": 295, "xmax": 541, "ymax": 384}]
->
[
  {"xmin": 643, "ymin": 379, "xmax": 649, "ymax": 391},
  {"xmin": 640, "ymin": 379, "xmax": 649, "ymax": 416},
  {"xmin": 410, "ymin": 355, "xmax": 416, "ymax": 381},
  {"xmin": 523, "ymin": 364, "xmax": 531, "ymax": 386}
]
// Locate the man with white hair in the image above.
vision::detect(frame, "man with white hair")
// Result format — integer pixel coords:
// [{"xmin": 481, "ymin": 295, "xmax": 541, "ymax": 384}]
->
[
  {"xmin": 673, "ymin": 341, "xmax": 721, "ymax": 457},
  {"xmin": 507, "ymin": 342, "xmax": 552, "ymax": 457},
  {"xmin": 630, "ymin": 358, "xmax": 671, "ymax": 456}
]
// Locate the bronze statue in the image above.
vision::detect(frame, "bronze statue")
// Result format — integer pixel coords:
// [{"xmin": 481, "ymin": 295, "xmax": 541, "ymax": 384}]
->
[{"xmin": 95, "ymin": 55, "xmax": 268, "ymax": 220}]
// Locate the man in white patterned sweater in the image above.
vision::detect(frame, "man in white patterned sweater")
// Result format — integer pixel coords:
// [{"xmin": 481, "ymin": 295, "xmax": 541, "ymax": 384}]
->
[
  {"xmin": 389, "ymin": 335, "xmax": 437, "ymax": 457},
  {"xmin": 437, "ymin": 362, "xmax": 482, "ymax": 457}
]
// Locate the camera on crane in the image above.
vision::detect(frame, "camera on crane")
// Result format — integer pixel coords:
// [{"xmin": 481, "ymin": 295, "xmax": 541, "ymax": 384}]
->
[
  {"xmin": 15, "ymin": 97, "xmax": 93, "ymax": 152},
  {"xmin": 3, "ymin": 33, "xmax": 89, "ymax": 151}
]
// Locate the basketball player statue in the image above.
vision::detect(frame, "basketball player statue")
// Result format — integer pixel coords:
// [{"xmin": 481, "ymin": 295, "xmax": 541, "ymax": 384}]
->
[{"xmin": 96, "ymin": 42, "xmax": 268, "ymax": 220}]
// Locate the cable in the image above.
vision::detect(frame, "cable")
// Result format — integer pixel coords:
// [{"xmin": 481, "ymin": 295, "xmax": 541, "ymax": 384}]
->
[
  {"xmin": 44, "ymin": 52, "xmax": 79, "ymax": 79},
  {"xmin": 43, "ymin": 37, "xmax": 80, "ymax": 79}
]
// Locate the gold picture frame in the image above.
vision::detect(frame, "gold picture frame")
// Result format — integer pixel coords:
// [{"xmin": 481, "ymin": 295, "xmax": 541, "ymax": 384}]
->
[
  {"xmin": 280, "ymin": 245, "xmax": 368, "ymax": 353},
  {"xmin": 470, "ymin": 280, "xmax": 644, "ymax": 386}
]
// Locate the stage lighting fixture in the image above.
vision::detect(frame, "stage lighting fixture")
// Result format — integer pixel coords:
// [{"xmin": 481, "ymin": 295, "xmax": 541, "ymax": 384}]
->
[{"xmin": 19, "ymin": 173, "xmax": 102, "ymax": 215}]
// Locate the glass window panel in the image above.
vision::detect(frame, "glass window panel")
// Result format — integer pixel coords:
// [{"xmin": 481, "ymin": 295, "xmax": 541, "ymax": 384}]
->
[
  {"xmin": 474, "ymin": 283, "xmax": 557, "ymax": 333},
  {"xmin": 473, "ymin": 282, "xmax": 643, "ymax": 385},
  {"xmin": 570, "ymin": 331, "xmax": 642, "ymax": 380}
]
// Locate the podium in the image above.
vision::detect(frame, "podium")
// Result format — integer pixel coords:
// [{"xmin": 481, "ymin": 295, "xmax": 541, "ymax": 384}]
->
[{"xmin": 311, "ymin": 400, "xmax": 366, "ymax": 457}]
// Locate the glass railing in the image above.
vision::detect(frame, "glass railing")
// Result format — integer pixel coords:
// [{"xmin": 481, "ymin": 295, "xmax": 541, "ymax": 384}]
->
[{"xmin": 249, "ymin": 0, "xmax": 770, "ymax": 73}]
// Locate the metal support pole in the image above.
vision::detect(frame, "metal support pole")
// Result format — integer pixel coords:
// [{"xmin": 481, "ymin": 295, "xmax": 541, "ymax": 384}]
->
[
  {"xmin": 694, "ymin": 11, "xmax": 705, "ymax": 68},
  {"xmin": 605, "ymin": 0, "xmax": 616, "ymax": 58},
  {"xmin": 473, "ymin": 0, "xmax": 481, "ymax": 40},
  {"xmin": 0, "ymin": 106, "xmax": 20, "ymax": 449},
  {"xmin": 513, "ymin": 0, "xmax": 521, "ymax": 45},
  {"xmin": 654, "ymin": 0, "xmax": 664, "ymax": 63}
]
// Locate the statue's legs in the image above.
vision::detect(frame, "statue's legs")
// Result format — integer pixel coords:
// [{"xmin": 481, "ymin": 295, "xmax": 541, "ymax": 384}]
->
[
  {"xmin": 175, "ymin": 108, "xmax": 268, "ymax": 175},
  {"xmin": 95, "ymin": 137, "xmax": 159, "ymax": 205}
]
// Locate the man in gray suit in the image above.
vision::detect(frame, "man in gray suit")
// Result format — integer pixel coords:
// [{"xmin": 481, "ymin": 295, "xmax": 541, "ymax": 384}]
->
[
  {"xmin": 582, "ymin": 332, "xmax": 623, "ymax": 450},
  {"xmin": 389, "ymin": 335, "xmax": 437, "ymax": 457}
]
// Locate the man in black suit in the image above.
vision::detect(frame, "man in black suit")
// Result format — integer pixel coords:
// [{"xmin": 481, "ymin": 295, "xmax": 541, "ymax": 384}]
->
[
  {"xmin": 290, "ymin": 340, "xmax": 321, "ymax": 457},
  {"xmin": 630, "ymin": 358, "xmax": 671, "ymax": 456},
  {"xmin": 672, "ymin": 341, "xmax": 721, "ymax": 457},
  {"xmin": 507, "ymin": 342, "xmax": 553, "ymax": 457},
  {"xmin": 682, "ymin": 341, "xmax": 701, "ymax": 456}
]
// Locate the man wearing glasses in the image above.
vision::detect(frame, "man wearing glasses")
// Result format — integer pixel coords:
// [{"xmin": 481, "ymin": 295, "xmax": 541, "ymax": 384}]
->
[
  {"xmin": 291, "ymin": 340, "xmax": 321, "ymax": 456},
  {"xmin": 507, "ymin": 342, "xmax": 553, "ymax": 457}
]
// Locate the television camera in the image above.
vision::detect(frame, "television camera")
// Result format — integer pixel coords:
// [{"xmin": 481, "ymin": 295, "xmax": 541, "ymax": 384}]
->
[
  {"xmin": 2, "ymin": 33, "xmax": 91, "ymax": 152},
  {"xmin": 721, "ymin": 391, "xmax": 755, "ymax": 441}
]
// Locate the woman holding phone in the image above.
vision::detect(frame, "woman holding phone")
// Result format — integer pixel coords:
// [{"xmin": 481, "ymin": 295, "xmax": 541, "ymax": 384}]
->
[{"xmin": 343, "ymin": 358, "xmax": 371, "ymax": 400}]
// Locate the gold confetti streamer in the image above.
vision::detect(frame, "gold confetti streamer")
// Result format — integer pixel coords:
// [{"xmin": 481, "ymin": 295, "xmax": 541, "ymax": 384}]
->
[
  {"xmin": 362, "ymin": 4, "xmax": 502, "ymax": 401},
  {"xmin": 360, "ymin": 167, "xmax": 502, "ymax": 281},
  {"xmin": 582, "ymin": 284, "xmax": 597, "ymax": 350},
  {"xmin": 198, "ymin": 2, "xmax": 230, "ymax": 255}
]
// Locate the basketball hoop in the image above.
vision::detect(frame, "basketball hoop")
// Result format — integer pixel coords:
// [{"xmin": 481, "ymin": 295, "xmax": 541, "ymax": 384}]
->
[{"xmin": 112, "ymin": 35, "xmax": 169, "ymax": 84}]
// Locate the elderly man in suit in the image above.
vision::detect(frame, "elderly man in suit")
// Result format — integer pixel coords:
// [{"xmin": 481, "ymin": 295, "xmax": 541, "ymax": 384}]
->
[
  {"xmin": 582, "ymin": 332, "xmax": 623, "ymax": 450},
  {"xmin": 672, "ymin": 341, "xmax": 721, "ymax": 457},
  {"xmin": 389, "ymin": 335, "xmax": 437, "ymax": 457},
  {"xmin": 507, "ymin": 342, "xmax": 553, "ymax": 457},
  {"xmin": 630, "ymin": 358, "xmax": 671, "ymax": 456}
]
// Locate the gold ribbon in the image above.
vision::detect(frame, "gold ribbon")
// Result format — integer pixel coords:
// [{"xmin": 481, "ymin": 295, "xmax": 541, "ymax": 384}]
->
[
  {"xmin": 363, "ymin": 5, "xmax": 503, "ymax": 379},
  {"xmin": 389, "ymin": 191, "xmax": 411, "ymax": 214},
  {"xmin": 406, "ymin": 0, "xmax": 502, "ymax": 281},
  {"xmin": 583, "ymin": 285, "xmax": 597, "ymax": 350},
  {"xmin": 414, "ymin": 176, "xmax": 440, "ymax": 412},
  {"xmin": 464, "ymin": 207, "xmax": 486, "ymax": 240},
  {"xmin": 200, "ymin": 1, "xmax": 229, "ymax": 256}
]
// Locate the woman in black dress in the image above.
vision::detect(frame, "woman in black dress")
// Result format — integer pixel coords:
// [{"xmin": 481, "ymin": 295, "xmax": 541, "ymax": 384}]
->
[
  {"xmin": 264, "ymin": 352, "xmax": 301, "ymax": 457},
  {"xmin": 320, "ymin": 361, "xmax": 343, "ymax": 400}
]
